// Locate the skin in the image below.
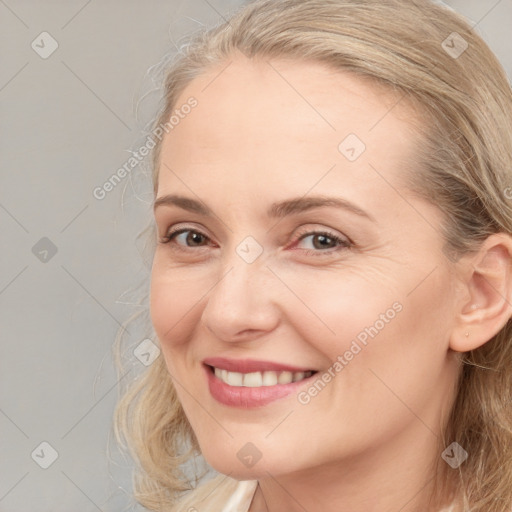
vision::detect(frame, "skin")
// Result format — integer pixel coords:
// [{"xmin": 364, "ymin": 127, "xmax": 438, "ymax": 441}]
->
[{"xmin": 149, "ymin": 53, "xmax": 512, "ymax": 512}]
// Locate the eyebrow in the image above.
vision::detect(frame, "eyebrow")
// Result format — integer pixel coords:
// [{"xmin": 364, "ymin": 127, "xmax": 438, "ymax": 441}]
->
[{"xmin": 153, "ymin": 194, "xmax": 375, "ymax": 221}]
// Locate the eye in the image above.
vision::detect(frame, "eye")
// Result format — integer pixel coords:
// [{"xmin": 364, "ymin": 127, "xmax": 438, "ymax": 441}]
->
[
  {"xmin": 293, "ymin": 229, "xmax": 351, "ymax": 256},
  {"xmin": 159, "ymin": 227, "xmax": 212, "ymax": 249},
  {"xmin": 158, "ymin": 225, "xmax": 352, "ymax": 257}
]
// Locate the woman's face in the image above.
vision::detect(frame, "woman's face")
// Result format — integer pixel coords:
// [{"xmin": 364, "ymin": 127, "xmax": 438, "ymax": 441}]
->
[{"xmin": 150, "ymin": 55, "xmax": 461, "ymax": 479}]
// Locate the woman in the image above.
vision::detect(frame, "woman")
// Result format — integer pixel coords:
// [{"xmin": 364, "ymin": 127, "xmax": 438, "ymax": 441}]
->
[{"xmin": 114, "ymin": 0, "xmax": 512, "ymax": 510}]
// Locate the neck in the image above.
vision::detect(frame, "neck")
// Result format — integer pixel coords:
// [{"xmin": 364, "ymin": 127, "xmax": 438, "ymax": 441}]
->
[{"xmin": 249, "ymin": 420, "xmax": 453, "ymax": 512}]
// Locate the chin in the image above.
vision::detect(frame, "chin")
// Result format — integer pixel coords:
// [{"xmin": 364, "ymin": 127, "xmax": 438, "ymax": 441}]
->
[{"xmin": 200, "ymin": 444, "xmax": 289, "ymax": 480}]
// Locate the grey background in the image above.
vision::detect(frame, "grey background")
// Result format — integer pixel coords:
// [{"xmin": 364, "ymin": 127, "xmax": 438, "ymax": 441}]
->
[{"xmin": 0, "ymin": 1, "xmax": 510, "ymax": 511}]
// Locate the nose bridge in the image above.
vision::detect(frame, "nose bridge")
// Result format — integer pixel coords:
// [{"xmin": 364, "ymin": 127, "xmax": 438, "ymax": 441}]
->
[
  {"xmin": 202, "ymin": 246, "xmax": 279, "ymax": 340},
  {"xmin": 212, "ymin": 228, "xmax": 268, "ymax": 302}
]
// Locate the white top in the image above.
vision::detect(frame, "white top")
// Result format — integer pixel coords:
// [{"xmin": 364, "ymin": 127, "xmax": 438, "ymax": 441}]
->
[
  {"xmin": 220, "ymin": 480, "xmax": 456, "ymax": 512},
  {"xmin": 221, "ymin": 480, "xmax": 258, "ymax": 512},
  {"xmin": 173, "ymin": 476, "xmax": 256, "ymax": 512}
]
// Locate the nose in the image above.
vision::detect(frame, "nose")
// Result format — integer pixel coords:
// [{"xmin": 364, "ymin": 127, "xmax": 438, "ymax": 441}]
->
[{"xmin": 201, "ymin": 257, "xmax": 281, "ymax": 343}]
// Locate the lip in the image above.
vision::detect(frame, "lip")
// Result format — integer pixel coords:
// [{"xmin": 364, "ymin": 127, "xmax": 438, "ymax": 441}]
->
[
  {"xmin": 203, "ymin": 359, "xmax": 318, "ymax": 408},
  {"xmin": 203, "ymin": 357, "xmax": 315, "ymax": 373}
]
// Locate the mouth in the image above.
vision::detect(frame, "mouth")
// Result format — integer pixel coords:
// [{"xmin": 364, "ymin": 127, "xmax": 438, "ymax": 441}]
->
[
  {"xmin": 207, "ymin": 365, "xmax": 317, "ymax": 387},
  {"xmin": 202, "ymin": 358, "xmax": 319, "ymax": 408}
]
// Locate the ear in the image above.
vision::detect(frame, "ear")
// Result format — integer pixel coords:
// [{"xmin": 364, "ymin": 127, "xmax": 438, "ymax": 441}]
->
[{"xmin": 450, "ymin": 233, "xmax": 512, "ymax": 352}]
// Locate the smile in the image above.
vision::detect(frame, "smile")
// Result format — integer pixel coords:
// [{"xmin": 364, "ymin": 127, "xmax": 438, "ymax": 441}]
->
[
  {"xmin": 203, "ymin": 359, "xmax": 319, "ymax": 408},
  {"xmin": 212, "ymin": 367, "xmax": 315, "ymax": 387}
]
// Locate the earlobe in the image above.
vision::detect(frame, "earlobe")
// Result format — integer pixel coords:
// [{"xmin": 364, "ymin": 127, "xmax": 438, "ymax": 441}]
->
[{"xmin": 450, "ymin": 233, "xmax": 512, "ymax": 353}]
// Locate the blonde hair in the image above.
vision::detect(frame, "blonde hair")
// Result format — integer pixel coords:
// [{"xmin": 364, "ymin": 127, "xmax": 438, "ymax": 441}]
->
[{"xmin": 114, "ymin": 0, "xmax": 512, "ymax": 510}]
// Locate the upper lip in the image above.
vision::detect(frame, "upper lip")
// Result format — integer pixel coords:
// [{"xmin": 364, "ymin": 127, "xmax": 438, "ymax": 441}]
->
[{"xmin": 203, "ymin": 357, "xmax": 316, "ymax": 374}]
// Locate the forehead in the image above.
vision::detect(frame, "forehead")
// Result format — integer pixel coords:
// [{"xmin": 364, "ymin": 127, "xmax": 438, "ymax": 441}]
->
[{"xmin": 157, "ymin": 55, "xmax": 419, "ymax": 208}]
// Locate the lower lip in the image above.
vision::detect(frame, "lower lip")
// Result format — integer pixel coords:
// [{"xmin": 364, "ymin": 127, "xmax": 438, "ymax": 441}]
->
[{"xmin": 204, "ymin": 365, "xmax": 315, "ymax": 408}]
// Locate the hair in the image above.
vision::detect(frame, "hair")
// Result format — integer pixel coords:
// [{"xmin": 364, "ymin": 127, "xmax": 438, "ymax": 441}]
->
[{"xmin": 113, "ymin": 0, "xmax": 512, "ymax": 510}]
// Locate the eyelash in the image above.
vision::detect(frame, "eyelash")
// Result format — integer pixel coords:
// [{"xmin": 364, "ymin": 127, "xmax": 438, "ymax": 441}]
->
[{"xmin": 158, "ymin": 226, "xmax": 352, "ymax": 257}]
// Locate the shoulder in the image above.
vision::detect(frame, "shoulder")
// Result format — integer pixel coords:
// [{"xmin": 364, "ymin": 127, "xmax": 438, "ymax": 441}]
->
[{"xmin": 169, "ymin": 474, "xmax": 258, "ymax": 512}]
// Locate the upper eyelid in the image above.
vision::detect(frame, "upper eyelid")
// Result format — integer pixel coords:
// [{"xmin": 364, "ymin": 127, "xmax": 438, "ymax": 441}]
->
[
  {"xmin": 162, "ymin": 223, "xmax": 344, "ymax": 238},
  {"xmin": 163, "ymin": 224, "xmax": 214, "ymax": 241},
  {"xmin": 156, "ymin": 208, "xmax": 356, "ymax": 238},
  {"xmin": 163, "ymin": 225, "xmax": 350, "ymax": 249}
]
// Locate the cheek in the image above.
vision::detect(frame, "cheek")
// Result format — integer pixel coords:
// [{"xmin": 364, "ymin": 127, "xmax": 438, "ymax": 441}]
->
[
  {"xmin": 325, "ymin": 268, "xmax": 454, "ymax": 414},
  {"xmin": 149, "ymin": 264, "xmax": 208, "ymax": 412},
  {"xmin": 286, "ymin": 264, "xmax": 453, "ymax": 404},
  {"xmin": 276, "ymin": 265, "xmax": 403, "ymax": 359},
  {"xmin": 149, "ymin": 260, "xmax": 207, "ymax": 353}
]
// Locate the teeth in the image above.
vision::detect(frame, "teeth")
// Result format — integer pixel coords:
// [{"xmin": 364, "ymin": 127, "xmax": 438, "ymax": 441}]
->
[
  {"xmin": 278, "ymin": 371, "xmax": 293, "ymax": 384},
  {"xmin": 213, "ymin": 368, "xmax": 313, "ymax": 387},
  {"xmin": 262, "ymin": 371, "xmax": 278, "ymax": 386},
  {"xmin": 292, "ymin": 371, "xmax": 305, "ymax": 382},
  {"xmin": 244, "ymin": 372, "xmax": 263, "ymax": 387},
  {"xmin": 226, "ymin": 370, "xmax": 243, "ymax": 386}
]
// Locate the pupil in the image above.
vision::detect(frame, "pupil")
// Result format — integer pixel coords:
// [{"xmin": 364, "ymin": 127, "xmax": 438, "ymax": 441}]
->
[
  {"xmin": 314, "ymin": 235, "xmax": 332, "ymax": 249},
  {"xmin": 189, "ymin": 232, "xmax": 203, "ymax": 245}
]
